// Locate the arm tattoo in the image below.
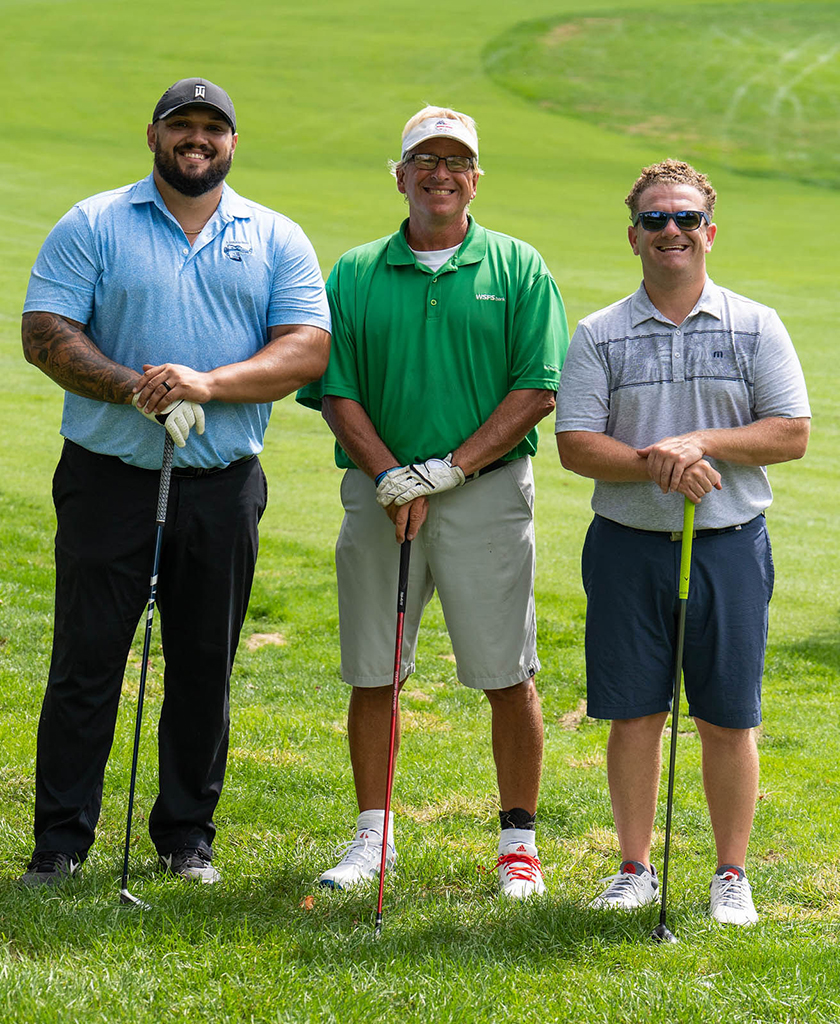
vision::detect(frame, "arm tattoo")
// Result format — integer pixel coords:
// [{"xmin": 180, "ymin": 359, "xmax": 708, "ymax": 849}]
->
[{"xmin": 21, "ymin": 312, "xmax": 139, "ymax": 404}]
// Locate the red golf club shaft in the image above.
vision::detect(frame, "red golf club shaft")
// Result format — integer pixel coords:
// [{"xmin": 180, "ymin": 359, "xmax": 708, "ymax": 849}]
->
[{"xmin": 374, "ymin": 538, "xmax": 411, "ymax": 937}]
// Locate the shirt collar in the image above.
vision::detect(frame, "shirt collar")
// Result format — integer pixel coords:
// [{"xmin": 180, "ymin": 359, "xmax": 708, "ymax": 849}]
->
[
  {"xmin": 629, "ymin": 276, "xmax": 723, "ymax": 328},
  {"xmin": 130, "ymin": 173, "xmax": 251, "ymax": 225},
  {"xmin": 386, "ymin": 216, "xmax": 487, "ymax": 269}
]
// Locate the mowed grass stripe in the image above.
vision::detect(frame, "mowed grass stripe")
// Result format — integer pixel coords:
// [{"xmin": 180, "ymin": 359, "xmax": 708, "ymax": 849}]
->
[{"xmin": 484, "ymin": 2, "xmax": 840, "ymax": 187}]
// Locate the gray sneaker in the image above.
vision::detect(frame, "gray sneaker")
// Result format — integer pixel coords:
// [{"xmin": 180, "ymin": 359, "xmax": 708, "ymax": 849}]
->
[
  {"xmin": 19, "ymin": 850, "xmax": 82, "ymax": 887},
  {"xmin": 159, "ymin": 847, "xmax": 221, "ymax": 884}
]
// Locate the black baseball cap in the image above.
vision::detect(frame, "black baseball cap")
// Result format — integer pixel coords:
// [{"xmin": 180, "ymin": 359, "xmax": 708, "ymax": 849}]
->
[{"xmin": 152, "ymin": 78, "xmax": 236, "ymax": 131}]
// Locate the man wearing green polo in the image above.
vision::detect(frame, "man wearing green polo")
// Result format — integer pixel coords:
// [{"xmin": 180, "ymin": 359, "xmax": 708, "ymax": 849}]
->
[{"xmin": 298, "ymin": 105, "xmax": 568, "ymax": 898}]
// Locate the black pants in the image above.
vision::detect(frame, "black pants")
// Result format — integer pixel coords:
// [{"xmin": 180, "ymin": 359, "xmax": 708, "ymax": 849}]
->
[{"xmin": 33, "ymin": 440, "xmax": 267, "ymax": 859}]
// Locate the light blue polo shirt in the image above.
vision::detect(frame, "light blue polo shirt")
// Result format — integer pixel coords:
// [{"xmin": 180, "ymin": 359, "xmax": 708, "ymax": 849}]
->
[{"xmin": 24, "ymin": 174, "xmax": 331, "ymax": 469}]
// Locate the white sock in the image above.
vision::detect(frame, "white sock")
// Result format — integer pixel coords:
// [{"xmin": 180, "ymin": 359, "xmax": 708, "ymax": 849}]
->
[
  {"xmin": 355, "ymin": 809, "xmax": 395, "ymax": 848},
  {"xmin": 499, "ymin": 827, "xmax": 537, "ymax": 854}
]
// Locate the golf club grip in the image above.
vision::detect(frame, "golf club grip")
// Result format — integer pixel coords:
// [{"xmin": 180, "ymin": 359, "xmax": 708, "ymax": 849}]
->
[
  {"xmin": 679, "ymin": 498, "xmax": 695, "ymax": 600},
  {"xmin": 397, "ymin": 537, "xmax": 411, "ymax": 610},
  {"xmin": 156, "ymin": 434, "xmax": 175, "ymax": 524}
]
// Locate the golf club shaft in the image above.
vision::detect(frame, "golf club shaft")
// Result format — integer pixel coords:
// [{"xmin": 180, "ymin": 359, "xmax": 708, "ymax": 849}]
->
[
  {"xmin": 657, "ymin": 497, "xmax": 695, "ymax": 929},
  {"xmin": 374, "ymin": 537, "xmax": 411, "ymax": 936},
  {"xmin": 120, "ymin": 433, "xmax": 175, "ymax": 895}
]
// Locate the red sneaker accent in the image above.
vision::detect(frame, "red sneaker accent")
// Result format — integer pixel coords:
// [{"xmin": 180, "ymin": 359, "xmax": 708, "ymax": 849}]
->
[{"xmin": 496, "ymin": 851, "xmax": 544, "ymax": 883}]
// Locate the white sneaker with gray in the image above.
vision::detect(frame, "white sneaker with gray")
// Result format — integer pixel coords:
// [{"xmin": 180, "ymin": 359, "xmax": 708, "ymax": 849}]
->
[
  {"xmin": 709, "ymin": 865, "xmax": 758, "ymax": 925},
  {"xmin": 591, "ymin": 860, "xmax": 659, "ymax": 909},
  {"xmin": 320, "ymin": 810, "xmax": 395, "ymax": 890}
]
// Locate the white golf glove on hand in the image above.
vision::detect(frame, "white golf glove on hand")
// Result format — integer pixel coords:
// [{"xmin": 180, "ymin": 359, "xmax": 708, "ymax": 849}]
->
[
  {"xmin": 375, "ymin": 465, "xmax": 417, "ymax": 507},
  {"xmin": 375, "ymin": 454, "xmax": 466, "ymax": 507},
  {"xmin": 132, "ymin": 394, "xmax": 206, "ymax": 448}
]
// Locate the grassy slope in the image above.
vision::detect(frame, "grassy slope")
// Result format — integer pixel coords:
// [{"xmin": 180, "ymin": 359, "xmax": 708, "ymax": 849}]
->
[{"xmin": 0, "ymin": 0, "xmax": 838, "ymax": 1021}]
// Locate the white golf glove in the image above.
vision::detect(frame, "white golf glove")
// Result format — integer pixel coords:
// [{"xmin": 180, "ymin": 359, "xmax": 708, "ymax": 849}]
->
[
  {"xmin": 132, "ymin": 394, "xmax": 206, "ymax": 448},
  {"xmin": 375, "ymin": 454, "xmax": 466, "ymax": 507}
]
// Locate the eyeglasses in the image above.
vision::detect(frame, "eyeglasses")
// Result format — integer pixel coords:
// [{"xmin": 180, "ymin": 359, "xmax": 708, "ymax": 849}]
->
[
  {"xmin": 404, "ymin": 153, "xmax": 476, "ymax": 173},
  {"xmin": 633, "ymin": 210, "xmax": 711, "ymax": 232}
]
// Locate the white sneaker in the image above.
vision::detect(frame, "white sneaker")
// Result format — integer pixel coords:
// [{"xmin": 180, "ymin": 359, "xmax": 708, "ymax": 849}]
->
[
  {"xmin": 590, "ymin": 860, "xmax": 659, "ymax": 909},
  {"xmin": 319, "ymin": 810, "xmax": 395, "ymax": 890},
  {"xmin": 709, "ymin": 868, "xmax": 758, "ymax": 925},
  {"xmin": 496, "ymin": 830, "xmax": 545, "ymax": 899}
]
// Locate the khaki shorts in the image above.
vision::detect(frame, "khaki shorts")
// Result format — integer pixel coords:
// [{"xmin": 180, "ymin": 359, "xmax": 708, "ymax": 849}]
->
[{"xmin": 335, "ymin": 458, "xmax": 539, "ymax": 690}]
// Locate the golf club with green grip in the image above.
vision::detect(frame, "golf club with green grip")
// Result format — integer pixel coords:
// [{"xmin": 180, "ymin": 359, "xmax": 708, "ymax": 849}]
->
[{"xmin": 651, "ymin": 495, "xmax": 695, "ymax": 944}]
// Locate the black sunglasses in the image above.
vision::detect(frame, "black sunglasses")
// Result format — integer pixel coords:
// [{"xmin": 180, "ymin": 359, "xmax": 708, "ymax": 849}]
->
[
  {"xmin": 405, "ymin": 153, "xmax": 476, "ymax": 172},
  {"xmin": 633, "ymin": 210, "xmax": 711, "ymax": 232}
]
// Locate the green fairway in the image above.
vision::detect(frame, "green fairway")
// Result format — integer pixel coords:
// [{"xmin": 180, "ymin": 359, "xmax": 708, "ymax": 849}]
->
[
  {"xmin": 484, "ymin": 1, "xmax": 840, "ymax": 188},
  {"xmin": 1, "ymin": 0, "xmax": 838, "ymax": 1021}
]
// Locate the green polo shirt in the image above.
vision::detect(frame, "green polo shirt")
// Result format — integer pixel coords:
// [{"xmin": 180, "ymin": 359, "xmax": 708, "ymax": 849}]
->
[{"xmin": 297, "ymin": 218, "xmax": 568, "ymax": 468}]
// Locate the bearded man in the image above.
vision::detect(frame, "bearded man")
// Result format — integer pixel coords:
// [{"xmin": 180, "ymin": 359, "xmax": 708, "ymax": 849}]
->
[{"xmin": 19, "ymin": 77, "xmax": 331, "ymax": 886}]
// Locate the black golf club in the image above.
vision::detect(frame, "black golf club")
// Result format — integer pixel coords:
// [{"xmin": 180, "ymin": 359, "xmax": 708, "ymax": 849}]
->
[
  {"xmin": 651, "ymin": 496, "xmax": 695, "ymax": 944},
  {"xmin": 119, "ymin": 433, "xmax": 175, "ymax": 909},
  {"xmin": 374, "ymin": 537, "xmax": 411, "ymax": 939}
]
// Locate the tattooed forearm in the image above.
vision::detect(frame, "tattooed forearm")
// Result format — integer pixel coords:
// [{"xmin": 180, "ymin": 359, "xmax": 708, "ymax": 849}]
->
[{"xmin": 22, "ymin": 311, "xmax": 140, "ymax": 404}]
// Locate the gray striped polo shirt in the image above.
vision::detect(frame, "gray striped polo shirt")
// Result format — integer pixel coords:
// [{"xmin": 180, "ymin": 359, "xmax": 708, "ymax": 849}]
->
[{"xmin": 555, "ymin": 278, "xmax": 810, "ymax": 530}]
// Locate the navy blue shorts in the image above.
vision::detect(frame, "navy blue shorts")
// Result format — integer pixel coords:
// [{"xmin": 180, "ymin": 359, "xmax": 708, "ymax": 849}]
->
[{"xmin": 582, "ymin": 514, "xmax": 774, "ymax": 728}]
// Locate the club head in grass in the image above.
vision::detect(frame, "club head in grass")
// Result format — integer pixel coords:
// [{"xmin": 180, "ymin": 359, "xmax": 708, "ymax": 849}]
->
[
  {"xmin": 651, "ymin": 923, "xmax": 679, "ymax": 944},
  {"xmin": 119, "ymin": 888, "xmax": 151, "ymax": 911}
]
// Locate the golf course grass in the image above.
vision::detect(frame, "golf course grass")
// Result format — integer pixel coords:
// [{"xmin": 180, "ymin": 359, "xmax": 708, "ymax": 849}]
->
[
  {"xmin": 484, "ymin": 1, "xmax": 840, "ymax": 188},
  {"xmin": 0, "ymin": 0, "xmax": 838, "ymax": 1021}
]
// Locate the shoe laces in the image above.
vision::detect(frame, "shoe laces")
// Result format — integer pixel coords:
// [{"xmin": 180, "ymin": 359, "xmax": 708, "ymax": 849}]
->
[
  {"xmin": 496, "ymin": 850, "xmax": 544, "ymax": 882},
  {"xmin": 333, "ymin": 832, "xmax": 390, "ymax": 868},
  {"xmin": 165, "ymin": 847, "xmax": 212, "ymax": 871},
  {"xmin": 179, "ymin": 848, "xmax": 211, "ymax": 867},
  {"xmin": 714, "ymin": 872, "xmax": 752, "ymax": 909},
  {"xmin": 29, "ymin": 851, "xmax": 77, "ymax": 872},
  {"xmin": 598, "ymin": 870, "xmax": 649, "ymax": 898}
]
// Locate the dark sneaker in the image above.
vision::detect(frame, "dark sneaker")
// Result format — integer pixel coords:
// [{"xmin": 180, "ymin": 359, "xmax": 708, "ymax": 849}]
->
[
  {"xmin": 19, "ymin": 851, "xmax": 82, "ymax": 887},
  {"xmin": 159, "ymin": 847, "xmax": 220, "ymax": 884}
]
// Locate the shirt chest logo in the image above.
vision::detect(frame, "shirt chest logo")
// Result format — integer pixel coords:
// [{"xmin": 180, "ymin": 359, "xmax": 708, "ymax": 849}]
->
[
  {"xmin": 223, "ymin": 241, "xmax": 252, "ymax": 262},
  {"xmin": 475, "ymin": 293, "xmax": 505, "ymax": 302}
]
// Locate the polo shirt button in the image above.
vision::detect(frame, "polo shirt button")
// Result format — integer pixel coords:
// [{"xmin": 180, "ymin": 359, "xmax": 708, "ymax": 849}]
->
[
  {"xmin": 675, "ymin": 352, "xmax": 681, "ymax": 358},
  {"xmin": 182, "ymin": 248, "xmax": 189, "ymax": 255},
  {"xmin": 430, "ymin": 299, "xmax": 437, "ymax": 306},
  {"xmin": 433, "ymin": 278, "xmax": 438, "ymax": 283}
]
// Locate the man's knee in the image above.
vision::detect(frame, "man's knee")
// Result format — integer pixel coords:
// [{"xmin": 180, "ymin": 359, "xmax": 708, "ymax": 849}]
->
[
  {"xmin": 694, "ymin": 717, "xmax": 756, "ymax": 748},
  {"xmin": 349, "ymin": 683, "xmax": 400, "ymax": 709},
  {"xmin": 484, "ymin": 676, "xmax": 537, "ymax": 708},
  {"xmin": 609, "ymin": 712, "xmax": 669, "ymax": 741}
]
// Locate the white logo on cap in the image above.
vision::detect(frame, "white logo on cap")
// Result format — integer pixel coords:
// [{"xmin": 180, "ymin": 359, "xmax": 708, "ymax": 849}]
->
[
  {"xmin": 194, "ymin": 85, "xmax": 206, "ymax": 99},
  {"xmin": 434, "ymin": 120, "xmax": 454, "ymax": 133}
]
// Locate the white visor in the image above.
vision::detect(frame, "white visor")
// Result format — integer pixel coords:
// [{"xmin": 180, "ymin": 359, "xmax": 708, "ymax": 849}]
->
[{"xmin": 401, "ymin": 116, "xmax": 479, "ymax": 161}]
